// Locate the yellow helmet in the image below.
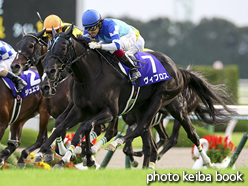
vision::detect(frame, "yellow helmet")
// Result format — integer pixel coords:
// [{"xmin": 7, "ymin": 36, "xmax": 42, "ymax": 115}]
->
[{"xmin": 43, "ymin": 14, "xmax": 62, "ymax": 31}]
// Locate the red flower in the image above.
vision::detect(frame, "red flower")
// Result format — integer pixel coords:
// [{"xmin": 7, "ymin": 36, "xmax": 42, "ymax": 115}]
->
[{"xmin": 191, "ymin": 134, "xmax": 237, "ymax": 163}]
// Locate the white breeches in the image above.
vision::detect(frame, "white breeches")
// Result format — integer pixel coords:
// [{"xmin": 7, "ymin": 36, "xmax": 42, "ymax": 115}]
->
[{"xmin": 100, "ymin": 28, "xmax": 145, "ymax": 56}]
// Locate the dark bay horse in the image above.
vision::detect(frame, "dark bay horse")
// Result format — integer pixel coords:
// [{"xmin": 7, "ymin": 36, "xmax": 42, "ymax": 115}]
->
[
  {"xmin": 33, "ymin": 25, "xmax": 236, "ymax": 168},
  {"xmin": 0, "ymin": 68, "xmax": 51, "ymax": 168},
  {"xmin": 10, "ymin": 30, "xmax": 113, "ymax": 160}
]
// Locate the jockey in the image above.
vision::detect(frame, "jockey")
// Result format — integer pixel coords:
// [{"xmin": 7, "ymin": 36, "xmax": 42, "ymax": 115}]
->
[
  {"xmin": 43, "ymin": 14, "xmax": 84, "ymax": 41},
  {"xmin": 0, "ymin": 40, "xmax": 27, "ymax": 92},
  {"xmin": 82, "ymin": 9, "xmax": 145, "ymax": 82}
]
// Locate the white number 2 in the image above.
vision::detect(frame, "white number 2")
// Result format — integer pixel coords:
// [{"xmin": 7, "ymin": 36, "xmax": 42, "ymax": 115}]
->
[{"xmin": 23, "ymin": 70, "xmax": 40, "ymax": 86}]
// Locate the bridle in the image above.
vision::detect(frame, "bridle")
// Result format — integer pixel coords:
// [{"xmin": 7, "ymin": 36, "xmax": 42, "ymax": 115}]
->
[
  {"xmin": 48, "ymin": 35, "xmax": 103, "ymax": 85},
  {"xmin": 17, "ymin": 34, "xmax": 47, "ymax": 68}
]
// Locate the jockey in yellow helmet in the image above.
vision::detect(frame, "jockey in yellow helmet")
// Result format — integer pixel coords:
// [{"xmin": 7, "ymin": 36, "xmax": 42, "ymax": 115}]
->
[{"xmin": 43, "ymin": 14, "xmax": 83, "ymax": 40}]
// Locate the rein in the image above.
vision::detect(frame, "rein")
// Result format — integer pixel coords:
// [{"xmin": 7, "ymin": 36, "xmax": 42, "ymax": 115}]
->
[
  {"xmin": 95, "ymin": 49, "xmax": 125, "ymax": 79},
  {"xmin": 49, "ymin": 37, "xmax": 103, "ymax": 85}
]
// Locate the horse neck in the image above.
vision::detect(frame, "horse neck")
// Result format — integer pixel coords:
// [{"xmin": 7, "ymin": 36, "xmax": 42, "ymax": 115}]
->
[
  {"xmin": 71, "ymin": 42, "xmax": 101, "ymax": 83},
  {"xmin": 36, "ymin": 61, "xmax": 44, "ymax": 78},
  {"xmin": 36, "ymin": 45, "xmax": 47, "ymax": 78}
]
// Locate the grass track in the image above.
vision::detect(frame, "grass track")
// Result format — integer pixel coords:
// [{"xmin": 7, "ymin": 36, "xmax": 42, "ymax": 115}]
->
[{"xmin": 1, "ymin": 168, "xmax": 248, "ymax": 186}]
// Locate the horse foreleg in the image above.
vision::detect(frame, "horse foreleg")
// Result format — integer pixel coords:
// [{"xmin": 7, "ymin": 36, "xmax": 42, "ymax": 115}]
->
[
  {"xmin": 91, "ymin": 117, "xmax": 118, "ymax": 154},
  {"xmin": 34, "ymin": 104, "xmax": 79, "ymax": 163},
  {"xmin": 50, "ymin": 102, "xmax": 74, "ymax": 151},
  {"xmin": 81, "ymin": 108, "xmax": 114, "ymax": 167},
  {"xmin": 18, "ymin": 105, "xmax": 51, "ymax": 167}
]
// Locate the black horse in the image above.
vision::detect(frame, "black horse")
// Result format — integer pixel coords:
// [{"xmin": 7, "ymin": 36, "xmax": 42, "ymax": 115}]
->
[
  {"xmin": 10, "ymin": 30, "xmax": 114, "ymax": 160},
  {"xmin": 33, "ymin": 25, "xmax": 236, "ymax": 168}
]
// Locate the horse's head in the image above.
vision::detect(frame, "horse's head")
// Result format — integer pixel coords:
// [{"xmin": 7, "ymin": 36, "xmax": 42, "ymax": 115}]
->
[
  {"xmin": 40, "ymin": 49, "xmax": 72, "ymax": 97},
  {"xmin": 44, "ymin": 25, "xmax": 74, "ymax": 81},
  {"xmin": 11, "ymin": 29, "xmax": 47, "ymax": 75}
]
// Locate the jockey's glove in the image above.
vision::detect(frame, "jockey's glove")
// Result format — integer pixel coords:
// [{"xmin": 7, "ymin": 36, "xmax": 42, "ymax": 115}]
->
[{"xmin": 89, "ymin": 42, "xmax": 101, "ymax": 49}]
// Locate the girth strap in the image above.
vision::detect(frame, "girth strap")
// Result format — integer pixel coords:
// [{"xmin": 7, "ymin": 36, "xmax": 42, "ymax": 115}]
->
[
  {"xmin": 9, "ymin": 93, "xmax": 22, "ymax": 125},
  {"xmin": 120, "ymin": 85, "xmax": 140, "ymax": 115}
]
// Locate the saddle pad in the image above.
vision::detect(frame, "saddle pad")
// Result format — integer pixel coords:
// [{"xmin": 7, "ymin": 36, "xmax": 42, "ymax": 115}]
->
[
  {"xmin": 121, "ymin": 52, "xmax": 171, "ymax": 87},
  {"xmin": 2, "ymin": 69, "xmax": 40, "ymax": 98}
]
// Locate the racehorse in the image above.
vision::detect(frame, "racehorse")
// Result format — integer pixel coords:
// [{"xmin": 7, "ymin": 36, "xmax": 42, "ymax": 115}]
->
[
  {"xmin": 33, "ymin": 25, "xmax": 236, "ymax": 168},
  {"xmin": 0, "ymin": 67, "xmax": 51, "ymax": 168},
  {"xmin": 10, "ymin": 29, "xmax": 114, "ymax": 160}
]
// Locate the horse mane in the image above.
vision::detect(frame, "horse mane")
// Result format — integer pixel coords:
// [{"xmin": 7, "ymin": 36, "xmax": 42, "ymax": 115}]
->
[{"xmin": 72, "ymin": 34, "xmax": 119, "ymax": 64}]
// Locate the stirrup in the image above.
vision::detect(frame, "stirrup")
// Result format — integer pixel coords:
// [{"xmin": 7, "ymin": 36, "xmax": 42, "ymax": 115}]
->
[
  {"xmin": 17, "ymin": 80, "xmax": 27, "ymax": 92},
  {"xmin": 130, "ymin": 70, "xmax": 141, "ymax": 82}
]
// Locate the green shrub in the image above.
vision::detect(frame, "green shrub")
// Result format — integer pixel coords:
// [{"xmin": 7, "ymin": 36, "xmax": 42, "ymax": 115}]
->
[
  {"xmin": 215, "ymin": 120, "xmax": 248, "ymax": 132},
  {"xmin": 192, "ymin": 65, "xmax": 239, "ymax": 102}
]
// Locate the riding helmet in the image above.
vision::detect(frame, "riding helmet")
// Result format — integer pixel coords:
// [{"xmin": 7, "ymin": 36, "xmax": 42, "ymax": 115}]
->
[
  {"xmin": 82, "ymin": 9, "xmax": 102, "ymax": 27},
  {"xmin": 43, "ymin": 14, "xmax": 63, "ymax": 31}
]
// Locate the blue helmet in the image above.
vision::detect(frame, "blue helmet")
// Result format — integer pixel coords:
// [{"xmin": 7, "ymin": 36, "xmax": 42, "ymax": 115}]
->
[{"xmin": 82, "ymin": 9, "xmax": 102, "ymax": 27}]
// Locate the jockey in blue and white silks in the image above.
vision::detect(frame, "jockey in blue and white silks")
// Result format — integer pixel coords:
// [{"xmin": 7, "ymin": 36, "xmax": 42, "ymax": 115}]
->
[
  {"xmin": 0, "ymin": 40, "xmax": 27, "ymax": 92},
  {"xmin": 82, "ymin": 9, "xmax": 145, "ymax": 82}
]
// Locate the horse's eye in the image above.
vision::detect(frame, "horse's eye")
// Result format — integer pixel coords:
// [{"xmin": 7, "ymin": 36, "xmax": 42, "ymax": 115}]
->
[
  {"xmin": 29, "ymin": 43, "xmax": 34, "ymax": 48},
  {"xmin": 61, "ymin": 46, "xmax": 67, "ymax": 53}
]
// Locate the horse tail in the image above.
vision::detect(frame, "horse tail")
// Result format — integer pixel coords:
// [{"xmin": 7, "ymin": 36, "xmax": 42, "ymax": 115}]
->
[{"xmin": 180, "ymin": 66, "xmax": 237, "ymax": 126}]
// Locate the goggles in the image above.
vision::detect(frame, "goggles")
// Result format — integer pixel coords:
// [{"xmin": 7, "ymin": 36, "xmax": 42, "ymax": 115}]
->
[{"xmin": 85, "ymin": 24, "xmax": 99, "ymax": 31}]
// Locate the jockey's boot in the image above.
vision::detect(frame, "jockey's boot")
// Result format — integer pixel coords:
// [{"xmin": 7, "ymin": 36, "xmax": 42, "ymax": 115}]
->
[
  {"xmin": 120, "ymin": 54, "xmax": 141, "ymax": 82},
  {"xmin": 6, "ymin": 72, "xmax": 27, "ymax": 92}
]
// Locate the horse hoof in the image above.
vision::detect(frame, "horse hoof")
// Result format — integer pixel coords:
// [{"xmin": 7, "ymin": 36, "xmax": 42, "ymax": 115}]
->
[
  {"xmin": 105, "ymin": 144, "xmax": 116, "ymax": 151},
  {"xmin": 33, "ymin": 153, "xmax": 43, "ymax": 163},
  {"xmin": 52, "ymin": 164, "xmax": 64, "ymax": 169},
  {"xmin": 87, "ymin": 160, "xmax": 96, "ymax": 168},
  {"xmin": 131, "ymin": 160, "xmax": 139, "ymax": 168},
  {"xmin": 208, "ymin": 163, "xmax": 217, "ymax": 169},
  {"xmin": 52, "ymin": 160, "xmax": 64, "ymax": 169},
  {"xmin": 16, "ymin": 163, "xmax": 26, "ymax": 169},
  {"xmin": 70, "ymin": 153, "xmax": 76, "ymax": 161},
  {"xmin": 43, "ymin": 153, "xmax": 54, "ymax": 163}
]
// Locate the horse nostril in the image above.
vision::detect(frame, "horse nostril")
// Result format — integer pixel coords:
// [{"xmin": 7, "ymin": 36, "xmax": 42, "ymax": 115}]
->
[
  {"xmin": 50, "ymin": 69, "xmax": 56, "ymax": 75},
  {"xmin": 43, "ymin": 85, "xmax": 50, "ymax": 92},
  {"xmin": 11, "ymin": 64, "xmax": 20, "ymax": 72}
]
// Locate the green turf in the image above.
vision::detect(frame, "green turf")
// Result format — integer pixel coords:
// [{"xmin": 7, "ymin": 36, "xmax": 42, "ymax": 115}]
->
[{"xmin": 1, "ymin": 168, "xmax": 247, "ymax": 186}]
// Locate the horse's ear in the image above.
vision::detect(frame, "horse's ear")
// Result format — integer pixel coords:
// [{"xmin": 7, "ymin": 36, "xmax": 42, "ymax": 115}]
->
[
  {"xmin": 36, "ymin": 29, "xmax": 46, "ymax": 38},
  {"xmin": 47, "ymin": 38, "xmax": 51, "ymax": 49},
  {"xmin": 22, "ymin": 27, "xmax": 27, "ymax": 37},
  {"xmin": 52, "ymin": 26, "xmax": 57, "ymax": 38},
  {"xmin": 65, "ymin": 24, "xmax": 74, "ymax": 39}
]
